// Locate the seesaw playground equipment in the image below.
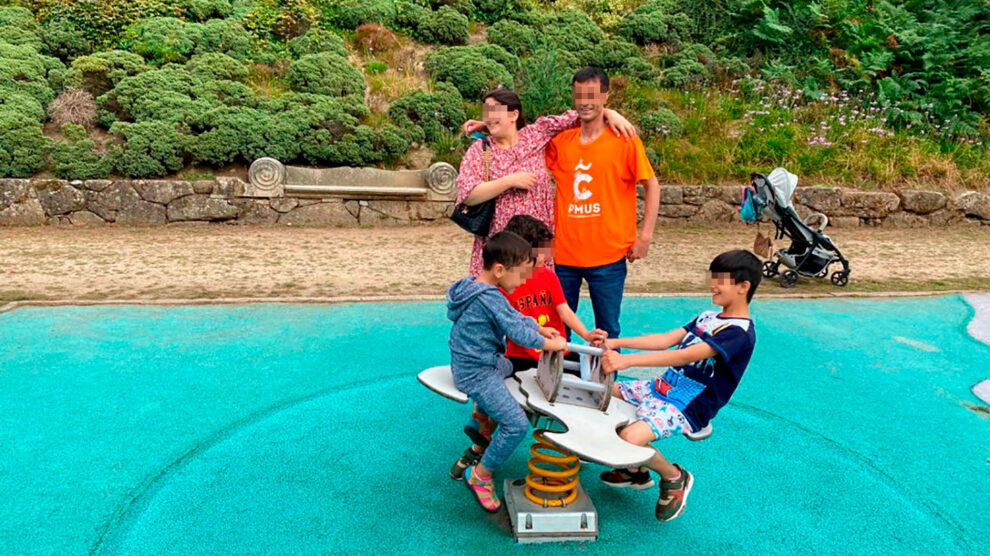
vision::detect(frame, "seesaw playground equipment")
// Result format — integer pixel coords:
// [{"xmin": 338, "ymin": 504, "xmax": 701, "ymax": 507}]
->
[{"xmin": 418, "ymin": 343, "xmax": 712, "ymax": 543}]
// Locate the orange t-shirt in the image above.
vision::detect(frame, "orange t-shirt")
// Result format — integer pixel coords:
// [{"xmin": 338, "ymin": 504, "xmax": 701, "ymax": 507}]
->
[{"xmin": 546, "ymin": 128, "xmax": 655, "ymax": 267}]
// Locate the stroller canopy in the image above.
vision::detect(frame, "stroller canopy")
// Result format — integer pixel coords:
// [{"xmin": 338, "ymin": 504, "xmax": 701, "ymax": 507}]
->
[{"xmin": 767, "ymin": 167, "xmax": 798, "ymax": 209}]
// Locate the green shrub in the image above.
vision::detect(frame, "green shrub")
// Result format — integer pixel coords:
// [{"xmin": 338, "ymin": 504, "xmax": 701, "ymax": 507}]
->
[
  {"xmin": 288, "ymin": 27, "xmax": 347, "ymax": 57},
  {"xmin": 125, "ymin": 17, "xmax": 197, "ymax": 63},
  {"xmin": 191, "ymin": 18, "xmax": 253, "ymax": 59},
  {"xmin": 0, "ymin": 88, "xmax": 46, "ymax": 122},
  {"xmin": 0, "ymin": 112, "xmax": 49, "ymax": 178},
  {"xmin": 286, "ymin": 52, "xmax": 365, "ymax": 97},
  {"xmin": 387, "ymin": 85, "xmax": 465, "ymax": 144},
  {"xmin": 471, "ymin": 0, "xmax": 528, "ymax": 24},
  {"xmin": 110, "ymin": 120, "xmax": 187, "ymax": 177},
  {"xmin": 659, "ymin": 43, "xmax": 716, "ymax": 87},
  {"xmin": 41, "ymin": 17, "xmax": 94, "ymax": 60},
  {"xmin": 638, "ymin": 108, "xmax": 682, "ymax": 139},
  {"xmin": 242, "ymin": 0, "xmax": 320, "ymax": 41},
  {"xmin": 487, "ymin": 19, "xmax": 537, "ymax": 56},
  {"xmin": 187, "ymin": 105, "xmax": 269, "ymax": 165},
  {"xmin": 0, "ymin": 42, "xmax": 55, "ymax": 106},
  {"xmin": 51, "ymin": 123, "xmax": 115, "ymax": 179},
  {"xmin": 66, "ymin": 50, "xmax": 148, "ymax": 97},
  {"xmin": 425, "ymin": 45, "xmax": 516, "ymax": 99},
  {"xmin": 108, "ymin": 66, "xmax": 196, "ymax": 121},
  {"xmin": 396, "ymin": 2, "xmax": 469, "ymax": 45},
  {"xmin": 181, "ymin": 0, "xmax": 234, "ymax": 21},
  {"xmin": 0, "ymin": 6, "xmax": 44, "ymax": 50},
  {"xmin": 616, "ymin": 0, "xmax": 694, "ymax": 46},
  {"xmin": 190, "ymin": 78, "xmax": 256, "ymax": 107},
  {"xmin": 586, "ymin": 39, "xmax": 643, "ymax": 73},
  {"xmin": 537, "ymin": 10, "xmax": 604, "ymax": 56},
  {"xmin": 187, "ymin": 52, "xmax": 249, "ymax": 82},
  {"xmin": 321, "ymin": 0, "xmax": 399, "ymax": 29}
]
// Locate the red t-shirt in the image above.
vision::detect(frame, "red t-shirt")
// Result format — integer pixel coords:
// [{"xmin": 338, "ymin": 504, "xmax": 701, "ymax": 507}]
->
[{"xmin": 501, "ymin": 266, "xmax": 566, "ymax": 360}]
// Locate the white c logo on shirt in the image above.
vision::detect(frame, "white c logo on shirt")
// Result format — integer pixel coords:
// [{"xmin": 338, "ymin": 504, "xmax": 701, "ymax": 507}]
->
[{"xmin": 573, "ymin": 159, "xmax": 593, "ymax": 201}]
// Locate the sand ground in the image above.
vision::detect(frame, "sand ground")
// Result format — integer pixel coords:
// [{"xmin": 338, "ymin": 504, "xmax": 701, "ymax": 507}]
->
[{"xmin": 1, "ymin": 223, "xmax": 989, "ymax": 303}]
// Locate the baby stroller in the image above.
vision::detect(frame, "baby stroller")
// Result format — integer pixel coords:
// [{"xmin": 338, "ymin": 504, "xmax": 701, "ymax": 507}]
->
[{"xmin": 742, "ymin": 168, "xmax": 851, "ymax": 288}]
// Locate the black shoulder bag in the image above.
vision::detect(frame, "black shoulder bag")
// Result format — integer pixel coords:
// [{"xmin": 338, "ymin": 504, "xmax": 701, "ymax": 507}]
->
[{"xmin": 450, "ymin": 138, "xmax": 496, "ymax": 237}]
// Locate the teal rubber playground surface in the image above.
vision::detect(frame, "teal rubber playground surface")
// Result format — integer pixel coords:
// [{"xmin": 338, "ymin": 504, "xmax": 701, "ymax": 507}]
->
[{"xmin": 1, "ymin": 296, "xmax": 987, "ymax": 555}]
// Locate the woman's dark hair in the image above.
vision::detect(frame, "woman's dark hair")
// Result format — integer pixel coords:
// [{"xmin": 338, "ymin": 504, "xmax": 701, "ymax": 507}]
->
[
  {"xmin": 572, "ymin": 66, "xmax": 609, "ymax": 92},
  {"xmin": 483, "ymin": 231, "xmax": 534, "ymax": 270},
  {"xmin": 504, "ymin": 214, "xmax": 553, "ymax": 247},
  {"xmin": 709, "ymin": 249, "xmax": 762, "ymax": 302},
  {"xmin": 482, "ymin": 87, "xmax": 526, "ymax": 130}
]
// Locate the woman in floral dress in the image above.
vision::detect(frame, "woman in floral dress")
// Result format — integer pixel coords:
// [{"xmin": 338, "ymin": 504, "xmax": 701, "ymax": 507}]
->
[{"xmin": 456, "ymin": 88, "xmax": 636, "ymax": 276}]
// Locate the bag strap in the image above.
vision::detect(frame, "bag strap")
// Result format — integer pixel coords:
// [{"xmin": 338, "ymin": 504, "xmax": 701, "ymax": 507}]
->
[{"xmin": 482, "ymin": 138, "xmax": 491, "ymax": 182}]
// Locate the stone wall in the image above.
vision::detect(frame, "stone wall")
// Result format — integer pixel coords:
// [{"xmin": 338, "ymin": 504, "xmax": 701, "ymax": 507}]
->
[{"xmin": 1, "ymin": 178, "xmax": 988, "ymax": 227}]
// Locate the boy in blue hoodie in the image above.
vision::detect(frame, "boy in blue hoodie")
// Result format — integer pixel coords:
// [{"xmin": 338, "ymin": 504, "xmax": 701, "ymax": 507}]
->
[{"xmin": 447, "ymin": 231, "xmax": 567, "ymax": 513}]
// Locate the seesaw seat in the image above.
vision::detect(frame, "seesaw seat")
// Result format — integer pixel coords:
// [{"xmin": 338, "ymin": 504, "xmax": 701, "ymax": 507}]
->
[{"xmin": 417, "ymin": 365, "xmax": 713, "ymax": 467}]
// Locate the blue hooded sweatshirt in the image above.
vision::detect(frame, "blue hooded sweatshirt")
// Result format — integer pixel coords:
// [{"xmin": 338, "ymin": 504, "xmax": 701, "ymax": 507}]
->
[{"xmin": 446, "ymin": 276, "xmax": 546, "ymax": 391}]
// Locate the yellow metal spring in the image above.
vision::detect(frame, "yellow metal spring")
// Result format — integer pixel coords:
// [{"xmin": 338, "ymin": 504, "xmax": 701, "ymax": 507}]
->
[{"xmin": 524, "ymin": 429, "xmax": 580, "ymax": 507}]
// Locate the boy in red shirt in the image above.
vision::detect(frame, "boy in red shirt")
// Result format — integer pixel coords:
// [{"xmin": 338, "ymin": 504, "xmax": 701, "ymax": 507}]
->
[
  {"xmin": 450, "ymin": 215, "xmax": 606, "ymax": 480},
  {"xmin": 501, "ymin": 214, "xmax": 607, "ymax": 372}
]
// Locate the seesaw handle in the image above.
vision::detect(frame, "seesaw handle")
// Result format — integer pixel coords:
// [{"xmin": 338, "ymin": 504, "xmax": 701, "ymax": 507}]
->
[
  {"xmin": 566, "ymin": 343, "xmax": 604, "ymax": 357},
  {"xmin": 561, "ymin": 376, "xmax": 606, "ymax": 393}
]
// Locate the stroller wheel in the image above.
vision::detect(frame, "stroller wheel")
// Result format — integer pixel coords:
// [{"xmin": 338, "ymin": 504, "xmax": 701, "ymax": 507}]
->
[
  {"xmin": 830, "ymin": 270, "xmax": 850, "ymax": 287},
  {"xmin": 779, "ymin": 270, "xmax": 798, "ymax": 289},
  {"xmin": 762, "ymin": 261, "xmax": 779, "ymax": 278}
]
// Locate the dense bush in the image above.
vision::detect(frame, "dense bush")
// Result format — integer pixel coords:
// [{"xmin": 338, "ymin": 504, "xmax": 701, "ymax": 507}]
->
[
  {"xmin": 243, "ymin": 0, "xmax": 319, "ymax": 41},
  {"xmin": 0, "ymin": 113, "xmax": 49, "ymax": 178},
  {"xmin": 0, "ymin": 6, "xmax": 44, "ymax": 50},
  {"xmin": 0, "ymin": 90, "xmax": 46, "ymax": 122},
  {"xmin": 109, "ymin": 120, "xmax": 187, "ymax": 177},
  {"xmin": 51, "ymin": 123, "xmax": 115, "ymax": 179},
  {"xmin": 192, "ymin": 18, "xmax": 252, "ymax": 59},
  {"xmin": 66, "ymin": 50, "xmax": 148, "ymax": 97},
  {"xmin": 472, "ymin": 0, "xmax": 528, "ymax": 24},
  {"xmin": 125, "ymin": 17, "xmax": 197, "ymax": 64},
  {"xmin": 321, "ymin": 0, "xmax": 399, "ymax": 30},
  {"xmin": 186, "ymin": 52, "xmax": 249, "ymax": 82},
  {"xmin": 638, "ymin": 108, "xmax": 683, "ymax": 139},
  {"xmin": 486, "ymin": 19, "xmax": 537, "ymax": 56},
  {"xmin": 286, "ymin": 52, "xmax": 365, "ymax": 97},
  {"xmin": 289, "ymin": 27, "xmax": 347, "ymax": 57},
  {"xmin": 616, "ymin": 0, "xmax": 694, "ymax": 46},
  {"xmin": 395, "ymin": 2, "xmax": 469, "ymax": 45},
  {"xmin": 387, "ymin": 84, "xmax": 466, "ymax": 144},
  {"xmin": 0, "ymin": 42, "xmax": 57, "ymax": 106},
  {"xmin": 180, "ymin": 0, "xmax": 234, "ymax": 22},
  {"xmin": 425, "ymin": 45, "xmax": 517, "ymax": 98},
  {"xmin": 41, "ymin": 17, "xmax": 94, "ymax": 60}
]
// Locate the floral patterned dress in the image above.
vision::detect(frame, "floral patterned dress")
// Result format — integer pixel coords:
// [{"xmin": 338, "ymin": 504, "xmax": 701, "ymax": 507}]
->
[{"xmin": 456, "ymin": 110, "xmax": 579, "ymax": 276}]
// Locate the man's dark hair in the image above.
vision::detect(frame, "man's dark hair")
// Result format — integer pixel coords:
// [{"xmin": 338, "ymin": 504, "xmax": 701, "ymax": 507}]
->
[
  {"xmin": 482, "ymin": 87, "xmax": 527, "ymax": 130},
  {"xmin": 482, "ymin": 231, "xmax": 534, "ymax": 270},
  {"xmin": 503, "ymin": 214, "xmax": 553, "ymax": 248},
  {"xmin": 572, "ymin": 66, "xmax": 609, "ymax": 92},
  {"xmin": 709, "ymin": 250, "xmax": 762, "ymax": 302}
]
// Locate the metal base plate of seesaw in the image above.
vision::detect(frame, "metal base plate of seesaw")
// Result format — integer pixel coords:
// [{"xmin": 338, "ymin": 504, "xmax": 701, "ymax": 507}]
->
[{"xmin": 503, "ymin": 479, "xmax": 597, "ymax": 543}]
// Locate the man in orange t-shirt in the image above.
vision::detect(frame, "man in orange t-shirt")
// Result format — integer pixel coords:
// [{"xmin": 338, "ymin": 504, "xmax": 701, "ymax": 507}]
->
[{"xmin": 545, "ymin": 66, "xmax": 661, "ymax": 341}]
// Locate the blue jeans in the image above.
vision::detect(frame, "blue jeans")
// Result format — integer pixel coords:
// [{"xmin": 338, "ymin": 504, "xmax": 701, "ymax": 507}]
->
[{"xmin": 555, "ymin": 258, "xmax": 628, "ymax": 341}]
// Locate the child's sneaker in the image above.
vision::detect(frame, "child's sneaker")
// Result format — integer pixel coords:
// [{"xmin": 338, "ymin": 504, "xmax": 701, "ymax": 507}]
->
[
  {"xmin": 600, "ymin": 467, "xmax": 655, "ymax": 489},
  {"xmin": 655, "ymin": 464, "xmax": 693, "ymax": 522},
  {"xmin": 465, "ymin": 466, "xmax": 501, "ymax": 513},
  {"xmin": 449, "ymin": 447, "xmax": 482, "ymax": 480}
]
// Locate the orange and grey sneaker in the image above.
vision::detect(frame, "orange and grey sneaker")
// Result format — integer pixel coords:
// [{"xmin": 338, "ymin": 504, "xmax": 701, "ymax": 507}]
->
[
  {"xmin": 655, "ymin": 464, "xmax": 693, "ymax": 522},
  {"xmin": 465, "ymin": 466, "xmax": 501, "ymax": 513}
]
